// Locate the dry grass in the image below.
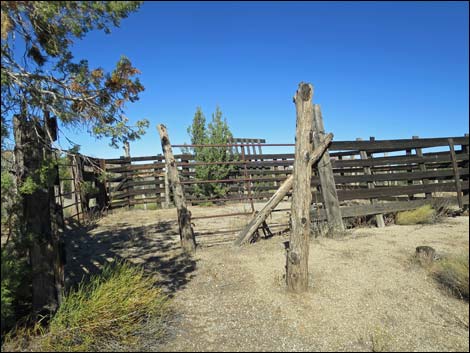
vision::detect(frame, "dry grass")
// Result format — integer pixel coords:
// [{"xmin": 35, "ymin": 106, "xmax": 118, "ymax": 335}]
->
[
  {"xmin": 432, "ymin": 251, "xmax": 469, "ymax": 301},
  {"xmin": 3, "ymin": 261, "xmax": 169, "ymax": 352},
  {"xmin": 396, "ymin": 205, "xmax": 435, "ymax": 225}
]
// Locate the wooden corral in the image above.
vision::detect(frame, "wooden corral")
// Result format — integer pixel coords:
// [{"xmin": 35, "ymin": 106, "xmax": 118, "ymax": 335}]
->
[{"xmin": 58, "ymin": 133, "xmax": 469, "ymax": 241}]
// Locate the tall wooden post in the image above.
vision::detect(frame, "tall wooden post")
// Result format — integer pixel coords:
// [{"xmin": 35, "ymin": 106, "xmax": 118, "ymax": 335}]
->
[
  {"xmin": 286, "ymin": 82, "xmax": 315, "ymax": 293},
  {"xmin": 448, "ymin": 138, "xmax": 463, "ymax": 209},
  {"xmin": 123, "ymin": 141, "xmax": 133, "ymax": 208},
  {"xmin": 413, "ymin": 136, "xmax": 431, "ymax": 199},
  {"xmin": 158, "ymin": 124, "xmax": 196, "ymax": 253},
  {"xmin": 462, "ymin": 134, "xmax": 469, "ymax": 206},
  {"xmin": 312, "ymin": 105, "xmax": 345, "ymax": 232},
  {"xmin": 357, "ymin": 138, "xmax": 385, "ymax": 228},
  {"xmin": 96, "ymin": 159, "xmax": 109, "ymax": 212}
]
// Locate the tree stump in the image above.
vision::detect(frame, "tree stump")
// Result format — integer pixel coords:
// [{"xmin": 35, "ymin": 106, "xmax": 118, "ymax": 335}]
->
[{"xmin": 415, "ymin": 246, "xmax": 437, "ymax": 263}]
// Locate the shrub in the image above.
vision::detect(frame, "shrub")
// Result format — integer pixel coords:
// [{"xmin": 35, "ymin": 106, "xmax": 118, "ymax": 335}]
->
[
  {"xmin": 432, "ymin": 252, "xmax": 469, "ymax": 301},
  {"xmin": 40, "ymin": 261, "xmax": 169, "ymax": 351},
  {"xmin": 395, "ymin": 205, "xmax": 435, "ymax": 225},
  {"xmin": 1, "ymin": 247, "xmax": 17, "ymax": 331},
  {"xmin": 1, "ymin": 245, "xmax": 29, "ymax": 333}
]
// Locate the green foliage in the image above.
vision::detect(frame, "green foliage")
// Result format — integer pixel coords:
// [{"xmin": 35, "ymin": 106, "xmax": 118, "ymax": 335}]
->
[
  {"xmin": 1, "ymin": 247, "xmax": 16, "ymax": 330},
  {"xmin": 395, "ymin": 205, "xmax": 435, "ymax": 225},
  {"xmin": 39, "ymin": 261, "xmax": 169, "ymax": 351},
  {"xmin": 186, "ymin": 106, "xmax": 236, "ymax": 199},
  {"xmin": 80, "ymin": 181, "xmax": 99, "ymax": 197},
  {"xmin": 1, "ymin": 170, "xmax": 15, "ymax": 203},
  {"xmin": 1, "ymin": 1, "xmax": 148, "ymax": 148},
  {"xmin": 17, "ymin": 157, "xmax": 58, "ymax": 195},
  {"xmin": 1, "ymin": 245, "xmax": 29, "ymax": 332}
]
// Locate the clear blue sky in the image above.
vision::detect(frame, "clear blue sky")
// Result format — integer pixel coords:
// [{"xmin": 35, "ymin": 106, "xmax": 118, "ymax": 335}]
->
[{"xmin": 58, "ymin": 1, "xmax": 469, "ymax": 158}]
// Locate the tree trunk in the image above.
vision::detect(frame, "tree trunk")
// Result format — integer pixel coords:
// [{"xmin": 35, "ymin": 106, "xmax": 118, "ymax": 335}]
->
[
  {"xmin": 13, "ymin": 113, "xmax": 64, "ymax": 316},
  {"xmin": 286, "ymin": 82, "xmax": 315, "ymax": 293}
]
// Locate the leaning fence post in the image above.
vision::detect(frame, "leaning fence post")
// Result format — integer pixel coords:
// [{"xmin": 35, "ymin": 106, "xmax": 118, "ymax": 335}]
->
[
  {"xmin": 158, "ymin": 124, "xmax": 196, "ymax": 253},
  {"xmin": 286, "ymin": 82, "xmax": 315, "ymax": 293},
  {"xmin": 312, "ymin": 104, "xmax": 345, "ymax": 232}
]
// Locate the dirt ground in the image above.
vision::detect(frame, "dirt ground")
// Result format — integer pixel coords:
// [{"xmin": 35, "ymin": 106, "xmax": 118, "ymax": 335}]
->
[{"xmin": 64, "ymin": 203, "xmax": 469, "ymax": 352}]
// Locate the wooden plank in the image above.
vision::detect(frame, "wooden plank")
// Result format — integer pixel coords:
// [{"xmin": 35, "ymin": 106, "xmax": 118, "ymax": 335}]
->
[
  {"xmin": 336, "ymin": 181, "xmax": 469, "ymax": 201},
  {"xmin": 106, "ymin": 162, "xmax": 167, "ymax": 173},
  {"xmin": 332, "ymin": 152, "xmax": 467, "ymax": 169},
  {"xmin": 357, "ymin": 137, "xmax": 385, "ymax": 227},
  {"xmin": 287, "ymin": 82, "xmax": 315, "ymax": 293},
  {"xmin": 111, "ymin": 187, "xmax": 163, "ymax": 199},
  {"xmin": 448, "ymin": 138, "xmax": 463, "ymax": 208},
  {"xmin": 158, "ymin": 124, "xmax": 196, "ymax": 253},
  {"xmin": 311, "ymin": 195, "xmax": 468, "ymax": 220},
  {"xmin": 313, "ymin": 104, "xmax": 344, "ymax": 231},
  {"xmin": 329, "ymin": 136, "xmax": 469, "ymax": 153}
]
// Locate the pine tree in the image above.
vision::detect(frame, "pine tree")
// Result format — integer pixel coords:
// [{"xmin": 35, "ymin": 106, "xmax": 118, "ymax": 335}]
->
[{"xmin": 186, "ymin": 106, "xmax": 235, "ymax": 200}]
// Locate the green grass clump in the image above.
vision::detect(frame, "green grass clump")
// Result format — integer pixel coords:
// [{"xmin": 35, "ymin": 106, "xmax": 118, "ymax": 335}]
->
[
  {"xmin": 395, "ymin": 205, "xmax": 435, "ymax": 225},
  {"xmin": 433, "ymin": 252, "xmax": 469, "ymax": 301},
  {"xmin": 41, "ymin": 261, "xmax": 169, "ymax": 351}
]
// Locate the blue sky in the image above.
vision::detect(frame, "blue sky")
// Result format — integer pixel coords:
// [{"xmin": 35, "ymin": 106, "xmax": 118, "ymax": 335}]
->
[{"xmin": 57, "ymin": 1, "xmax": 469, "ymax": 158}]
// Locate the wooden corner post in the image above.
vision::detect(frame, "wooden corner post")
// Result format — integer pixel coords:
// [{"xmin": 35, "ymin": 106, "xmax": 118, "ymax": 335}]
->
[
  {"xmin": 157, "ymin": 124, "xmax": 196, "ymax": 253},
  {"xmin": 286, "ymin": 82, "xmax": 315, "ymax": 293}
]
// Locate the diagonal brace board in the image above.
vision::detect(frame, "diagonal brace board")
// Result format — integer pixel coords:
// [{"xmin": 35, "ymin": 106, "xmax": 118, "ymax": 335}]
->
[{"xmin": 233, "ymin": 133, "xmax": 334, "ymax": 246}]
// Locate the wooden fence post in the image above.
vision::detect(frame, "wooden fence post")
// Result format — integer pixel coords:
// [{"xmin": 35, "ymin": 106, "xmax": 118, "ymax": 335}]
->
[
  {"xmin": 158, "ymin": 124, "xmax": 196, "ymax": 253},
  {"xmin": 448, "ymin": 138, "xmax": 463, "ymax": 209},
  {"xmin": 462, "ymin": 134, "xmax": 469, "ymax": 206},
  {"xmin": 312, "ymin": 104, "xmax": 345, "ymax": 232},
  {"xmin": 406, "ymin": 145, "xmax": 414, "ymax": 200},
  {"xmin": 413, "ymin": 136, "xmax": 431, "ymax": 199},
  {"xmin": 286, "ymin": 82, "xmax": 315, "ymax": 293},
  {"xmin": 357, "ymin": 137, "xmax": 385, "ymax": 228},
  {"xmin": 123, "ymin": 141, "xmax": 133, "ymax": 208},
  {"xmin": 164, "ymin": 166, "xmax": 171, "ymax": 208},
  {"xmin": 95, "ymin": 159, "xmax": 109, "ymax": 213}
]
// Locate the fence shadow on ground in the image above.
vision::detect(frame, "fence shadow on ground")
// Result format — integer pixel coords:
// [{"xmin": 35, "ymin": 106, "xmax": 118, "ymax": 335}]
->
[{"xmin": 63, "ymin": 217, "xmax": 197, "ymax": 297}]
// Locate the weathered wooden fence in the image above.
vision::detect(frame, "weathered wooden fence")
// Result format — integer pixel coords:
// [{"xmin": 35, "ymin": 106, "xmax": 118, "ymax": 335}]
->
[{"xmin": 58, "ymin": 134, "xmax": 469, "ymax": 232}]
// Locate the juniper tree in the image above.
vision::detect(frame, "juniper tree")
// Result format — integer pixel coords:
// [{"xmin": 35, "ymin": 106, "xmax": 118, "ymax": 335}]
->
[
  {"xmin": 1, "ymin": 1, "xmax": 147, "ymax": 320},
  {"xmin": 186, "ymin": 106, "xmax": 235, "ymax": 200}
]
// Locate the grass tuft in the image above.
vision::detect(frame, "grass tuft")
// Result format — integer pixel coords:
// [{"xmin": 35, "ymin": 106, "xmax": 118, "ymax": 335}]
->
[
  {"xmin": 40, "ymin": 260, "xmax": 169, "ymax": 351},
  {"xmin": 432, "ymin": 252, "xmax": 469, "ymax": 301},
  {"xmin": 395, "ymin": 205, "xmax": 435, "ymax": 225}
]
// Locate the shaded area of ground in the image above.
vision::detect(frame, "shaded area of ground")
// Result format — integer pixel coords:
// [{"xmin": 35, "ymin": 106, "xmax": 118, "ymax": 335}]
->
[{"xmin": 64, "ymin": 209, "xmax": 196, "ymax": 296}]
